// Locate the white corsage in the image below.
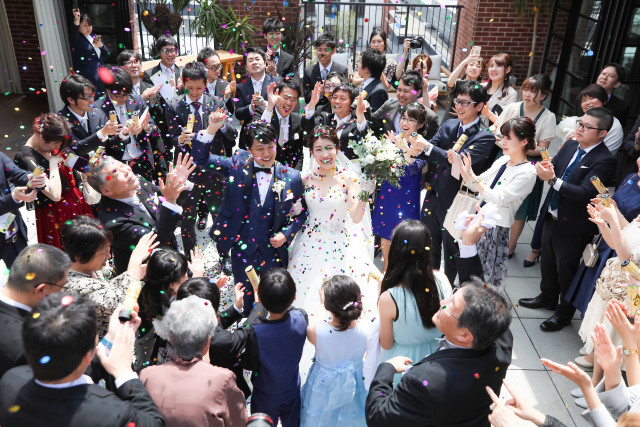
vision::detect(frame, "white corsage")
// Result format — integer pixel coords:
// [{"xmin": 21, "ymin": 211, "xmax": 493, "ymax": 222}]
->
[
  {"xmin": 272, "ymin": 180, "xmax": 286, "ymax": 200},
  {"xmin": 293, "ymin": 133, "xmax": 300, "ymax": 140}
]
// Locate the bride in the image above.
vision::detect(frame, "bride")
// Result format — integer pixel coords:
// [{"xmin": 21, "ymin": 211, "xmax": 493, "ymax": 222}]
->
[{"xmin": 288, "ymin": 125, "xmax": 379, "ymax": 319}]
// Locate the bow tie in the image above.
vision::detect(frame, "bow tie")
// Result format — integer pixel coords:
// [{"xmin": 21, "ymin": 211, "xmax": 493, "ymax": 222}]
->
[{"xmin": 254, "ymin": 167, "xmax": 272, "ymax": 174}]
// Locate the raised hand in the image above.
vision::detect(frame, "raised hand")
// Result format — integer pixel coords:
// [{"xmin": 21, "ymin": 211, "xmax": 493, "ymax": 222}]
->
[
  {"xmin": 169, "ymin": 152, "xmax": 196, "ymax": 182},
  {"xmin": 189, "ymin": 247, "xmax": 206, "ymax": 277},
  {"xmin": 97, "ymin": 311, "xmax": 140, "ymax": 379},
  {"xmin": 307, "ymin": 81, "xmax": 323, "ymax": 111},
  {"xmin": 233, "ymin": 282, "xmax": 244, "ymax": 311},
  {"xmin": 460, "ymin": 152, "xmax": 475, "ymax": 183},
  {"xmin": 178, "ymin": 130, "xmax": 194, "ymax": 146},
  {"xmin": 101, "ymin": 120, "xmax": 122, "ymax": 136},
  {"xmin": 460, "ymin": 209, "xmax": 488, "ymax": 246},
  {"xmin": 592, "ymin": 322, "xmax": 622, "ymax": 374},
  {"xmin": 355, "ymin": 94, "xmax": 367, "ymax": 121},
  {"xmin": 598, "ymin": 202, "xmax": 620, "ymax": 227},
  {"xmin": 224, "ymin": 80, "xmax": 237, "ymax": 99},
  {"xmin": 266, "ymin": 82, "xmax": 280, "ymax": 111},
  {"xmin": 586, "ymin": 203, "xmax": 606, "ymax": 226},
  {"xmin": 486, "ymin": 386, "xmax": 521, "ymax": 427},
  {"xmin": 606, "ymin": 299, "xmax": 640, "ymax": 348},
  {"xmin": 159, "ymin": 171, "xmax": 187, "ymax": 204},
  {"xmin": 535, "ymin": 161, "xmax": 555, "ymax": 181},
  {"xmin": 206, "ymin": 108, "xmax": 228, "ymax": 135},
  {"xmin": 141, "ymin": 84, "xmax": 161, "ymax": 103},
  {"xmin": 128, "ymin": 232, "xmax": 158, "ymax": 280}
]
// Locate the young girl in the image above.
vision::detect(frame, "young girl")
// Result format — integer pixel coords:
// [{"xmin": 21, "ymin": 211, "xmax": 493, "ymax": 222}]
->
[
  {"xmin": 301, "ymin": 275, "xmax": 370, "ymax": 427},
  {"xmin": 482, "ymin": 53, "xmax": 518, "ymax": 127},
  {"xmin": 443, "ymin": 51, "xmax": 485, "ymax": 122}
]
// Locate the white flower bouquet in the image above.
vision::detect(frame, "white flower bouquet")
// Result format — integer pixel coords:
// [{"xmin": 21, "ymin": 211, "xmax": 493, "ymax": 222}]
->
[{"xmin": 349, "ymin": 131, "xmax": 408, "ymax": 201}]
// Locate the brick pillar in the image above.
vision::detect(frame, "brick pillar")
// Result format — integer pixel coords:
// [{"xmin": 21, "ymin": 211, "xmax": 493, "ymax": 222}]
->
[
  {"xmin": 5, "ymin": 0, "xmax": 45, "ymax": 90},
  {"xmin": 454, "ymin": 0, "xmax": 551, "ymax": 84}
]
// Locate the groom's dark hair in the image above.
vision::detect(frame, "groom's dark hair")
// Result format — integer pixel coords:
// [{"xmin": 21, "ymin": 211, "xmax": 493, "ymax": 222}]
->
[
  {"xmin": 245, "ymin": 120, "xmax": 278, "ymax": 148},
  {"xmin": 258, "ymin": 268, "xmax": 296, "ymax": 314}
]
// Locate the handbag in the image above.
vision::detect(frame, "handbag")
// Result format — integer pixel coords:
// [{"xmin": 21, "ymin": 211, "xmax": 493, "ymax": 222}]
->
[
  {"xmin": 443, "ymin": 183, "xmax": 478, "ymax": 241},
  {"xmin": 582, "ymin": 234, "xmax": 602, "ymax": 268}
]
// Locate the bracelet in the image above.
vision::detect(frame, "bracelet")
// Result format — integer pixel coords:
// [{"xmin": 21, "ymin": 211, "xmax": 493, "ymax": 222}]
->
[{"xmin": 623, "ymin": 347, "xmax": 638, "ymax": 356}]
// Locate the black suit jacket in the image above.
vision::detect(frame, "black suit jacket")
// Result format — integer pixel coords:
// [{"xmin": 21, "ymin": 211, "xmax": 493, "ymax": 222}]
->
[
  {"xmin": 58, "ymin": 106, "xmax": 118, "ymax": 157},
  {"xmin": 539, "ymin": 139, "xmax": 616, "ymax": 235},
  {"xmin": 366, "ymin": 330, "xmax": 513, "ymax": 427},
  {"xmin": 233, "ymin": 74, "xmax": 282, "ymax": 123},
  {"xmin": 98, "ymin": 178, "xmax": 182, "ymax": 274},
  {"xmin": 0, "ymin": 365, "xmax": 164, "ymax": 427},
  {"xmin": 142, "ymin": 64, "xmax": 181, "ymax": 88},
  {"xmin": 369, "ymin": 99, "xmax": 439, "ymax": 140},
  {"xmin": 264, "ymin": 110, "xmax": 304, "ymax": 169},
  {"xmin": 143, "ymin": 64, "xmax": 182, "ymax": 141},
  {"xmin": 166, "ymin": 93, "xmax": 236, "ymax": 156},
  {"xmin": 576, "ymin": 93, "xmax": 626, "ymax": 122},
  {"xmin": 303, "ymin": 61, "xmax": 348, "ymax": 103},
  {"xmin": 0, "ymin": 153, "xmax": 29, "ymax": 250},
  {"xmin": 302, "ymin": 111, "xmax": 365, "ymax": 160},
  {"xmin": 275, "ymin": 50, "xmax": 295, "ymax": 78},
  {"xmin": 210, "ymin": 307, "xmax": 251, "ymax": 397},
  {"xmin": 362, "ymin": 78, "xmax": 389, "ymax": 113},
  {"xmin": 0, "ymin": 300, "xmax": 29, "ymax": 380}
]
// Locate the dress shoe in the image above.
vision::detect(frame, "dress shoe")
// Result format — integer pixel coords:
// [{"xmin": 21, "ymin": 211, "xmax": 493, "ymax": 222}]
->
[
  {"xmin": 540, "ymin": 314, "xmax": 572, "ymax": 332},
  {"xmin": 579, "ymin": 346, "xmax": 589, "ymax": 356},
  {"xmin": 570, "ymin": 387, "xmax": 583, "ymax": 398},
  {"xmin": 523, "ymin": 250, "xmax": 541, "ymax": 268},
  {"xmin": 518, "ymin": 294, "xmax": 557, "ymax": 310},
  {"xmin": 575, "ymin": 397, "xmax": 588, "ymax": 409},
  {"xmin": 197, "ymin": 218, "xmax": 207, "ymax": 230},
  {"xmin": 574, "ymin": 356, "xmax": 594, "ymax": 369}
]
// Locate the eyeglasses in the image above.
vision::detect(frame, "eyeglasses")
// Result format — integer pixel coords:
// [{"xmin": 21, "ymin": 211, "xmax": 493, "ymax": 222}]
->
[
  {"xmin": 123, "ymin": 60, "xmax": 140, "ymax": 66},
  {"xmin": 39, "ymin": 281, "xmax": 67, "ymax": 289},
  {"xmin": 206, "ymin": 64, "xmax": 223, "ymax": 71},
  {"xmin": 453, "ymin": 98, "xmax": 476, "ymax": 107},
  {"xmin": 161, "ymin": 48, "xmax": 178, "ymax": 55},
  {"xmin": 78, "ymin": 93, "xmax": 95, "ymax": 101},
  {"xmin": 441, "ymin": 287, "xmax": 460, "ymax": 320},
  {"xmin": 400, "ymin": 117, "xmax": 418, "ymax": 124},
  {"xmin": 576, "ymin": 121, "xmax": 605, "ymax": 132}
]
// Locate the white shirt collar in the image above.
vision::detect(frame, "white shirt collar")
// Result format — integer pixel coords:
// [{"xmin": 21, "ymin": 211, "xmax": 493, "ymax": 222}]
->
[
  {"xmin": 333, "ymin": 113, "xmax": 351, "ymax": 127},
  {"xmin": 68, "ymin": 109, "xmax": 88, "ymax": 124},
  {"xmin": 460, "ymin": 116, "xmax": 481, "ymax": 132},
  {"xmin": 275, "ymin": 109, "xmax": 288, "ymax": 122},
  {"xmin": 253, "ymin": 161, "xmax": 273, "ymax": 171},
  {"xmin": 0, "ymin": 292, "xmax": 32, "ymax": 312},
  {"xmin": 132, "ymin": 82, "xmax": 141, "ymax": 94},
  {"xmin": 251, "ymin": 75, "xmax": 265, "ymax": 86},
  {"xmin": 268, "ymin": 47, "xmax": 281, "ymax": 55},
  {"xmin": 160, "ymin": 62, "xmax": 176, "ymax": 74},
  {"xmin": 185, "ymin": 95, "xmax": 204, "ymax": 106},
  {"xmin": 35, "ymin": 374, "xmax": 93, "ymax": 389},
  {"xmin": 362, "ymin": 77, "xmax": 375, "ymax": 89},
  {"xmin": 320, "ymin": 62, "xmax": 332, "ymax": 74},
  {"xmin": 579, "ymin": 140, "xmax": 602, "ymax": 155}
]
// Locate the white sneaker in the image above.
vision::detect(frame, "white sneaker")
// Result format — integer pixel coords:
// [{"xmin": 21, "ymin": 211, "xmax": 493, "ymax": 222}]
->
[
  {"xmin": 574, "ymin": 356, "xmax": 594, "ymax": 369},
  {"xmin": 579, "ymin": 346, "xmax": 589, "ymax": 356},
  {"xmin": 570, "ymin": 387, "xmax": 584, "ymax": 398},
  {"xmin": 575, "ymin": 397, "xmax": 588, "ymax": 409}
]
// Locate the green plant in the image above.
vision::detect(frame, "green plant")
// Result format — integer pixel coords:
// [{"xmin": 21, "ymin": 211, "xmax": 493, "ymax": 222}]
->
[
  {"xmin": 273, "ymin": 3, "xmax": 315, "ymax": 71},
  {"xmin": 191, "ymin": 0, "xmax": 257, "ymax": 54}
]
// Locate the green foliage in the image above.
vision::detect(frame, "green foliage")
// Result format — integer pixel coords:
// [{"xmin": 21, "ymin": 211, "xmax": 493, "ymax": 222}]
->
[
  {"xmin": 272, "ymin": 3, "xmax": 315, "ymax": 70},
  {"xmin": 191, "ymin": 0, "xmax": 257, "ymax": 53}
]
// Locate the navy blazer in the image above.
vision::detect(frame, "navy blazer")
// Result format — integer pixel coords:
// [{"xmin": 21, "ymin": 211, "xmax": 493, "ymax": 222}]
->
[
  {"xmin": 68, "ymin": 25, "xmax": 109, "ymax": 89},
  {"xmin": 361, "ymin": 78, "xmax": 389, "ymax": 113},
  {"xmin": 420, "ymin": 118, "xmax": 497, "ymax": 210},
  {"xmin": 233, "ymin": 74, "xmax": 282, "ymax": 123},
  {"xmin": 58, "ymin": 106, "xmax": 118, "ymax": 157},
  {"xmin": 165, "ymin": 93, "xmax": 237, "ymax": 156},
  {"xmin": 303, "ymin": 61, "xmax": 348, "ymax": 103},
  {"xmin": 539, "ymin": 139, "xmax": 616, "ymax": 235},
  {"xmin": 191, "ymin": 141, "xmax": 307, "ymax": 264},
  {"xmin": 0, "ymin": 153, "xmax": 29, "ymax": 245},
  {"xmin": 263, "ymin": 110, "xmax": 304, "ymax": 169}
]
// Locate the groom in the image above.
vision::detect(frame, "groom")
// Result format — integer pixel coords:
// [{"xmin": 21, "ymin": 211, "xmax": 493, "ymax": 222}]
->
[{"xmin": 192, "ymin": 115, "xmax": 307, "ymax": 314}]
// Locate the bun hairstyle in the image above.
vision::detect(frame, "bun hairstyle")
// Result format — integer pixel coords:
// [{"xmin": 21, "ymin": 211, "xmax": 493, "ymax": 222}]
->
[
  {"xmin": 322, "ymin": 275, "xmax": 362, "ymax": 331},
  {"xmin": 34, "ymin": 113, "xmax": 71, "ymax": 149},
  {"xmin": 307, "ymin": 125, "xmax": 341, "ymax": 150},
  {"xmin": 499, "ymin": 116, "xmax": 536, "ymax": 151}
]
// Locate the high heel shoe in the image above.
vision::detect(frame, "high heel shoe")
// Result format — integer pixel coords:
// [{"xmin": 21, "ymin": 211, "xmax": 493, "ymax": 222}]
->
[{"xmin": 523, "ymin": 250, "xmax": 541, "ymax": 268}]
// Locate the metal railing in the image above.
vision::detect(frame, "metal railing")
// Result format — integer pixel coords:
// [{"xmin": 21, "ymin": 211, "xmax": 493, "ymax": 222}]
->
[{"xmin": 300, "ymin": 0, "xmax": 463, "ymax": 71}]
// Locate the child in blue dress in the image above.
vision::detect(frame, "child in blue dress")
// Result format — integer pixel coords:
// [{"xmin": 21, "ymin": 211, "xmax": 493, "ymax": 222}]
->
[{"xmin": 301, "ymin": 275, "xmax": 371, "ymax": 426}]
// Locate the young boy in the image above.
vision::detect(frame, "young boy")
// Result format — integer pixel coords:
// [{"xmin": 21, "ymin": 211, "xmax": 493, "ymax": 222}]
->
[
  {"xmin": 165, "ymin": 61, "xmax": 236, "ymax": 252},
  {"xmin": 263, "ymin": 17, "xmax": 295, "ymax": 79},
  {"xmin": 302, "ymin": 33, "xmax": 348, "ymax": 104},
  {"xmin": 242, "ymin": 269, "xmax": 308, "ymax": 427}
]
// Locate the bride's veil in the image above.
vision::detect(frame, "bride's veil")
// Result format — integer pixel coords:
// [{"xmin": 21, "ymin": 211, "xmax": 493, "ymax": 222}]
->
[{"xmin": 304, "ymin": 149, "xmax": 376, "ymax": 260}]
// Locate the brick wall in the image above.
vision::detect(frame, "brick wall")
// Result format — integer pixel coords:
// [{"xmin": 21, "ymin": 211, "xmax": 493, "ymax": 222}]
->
[
  {"xmin": 455, "ymin": 0, "xmax": 552, "ymax": 85},
  {"xmin": 5, "ymin": 0, "xmax": 45, "ymax": 90}
]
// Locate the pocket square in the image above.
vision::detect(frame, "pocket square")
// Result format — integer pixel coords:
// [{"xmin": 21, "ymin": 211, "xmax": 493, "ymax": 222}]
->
[
  {"xmin": 580, "ymin": 166, "xmax": 588, "ymax": 168},
  {"xmin": 293, "ymin": 133, "xmax": 300, "ymax": 140}
]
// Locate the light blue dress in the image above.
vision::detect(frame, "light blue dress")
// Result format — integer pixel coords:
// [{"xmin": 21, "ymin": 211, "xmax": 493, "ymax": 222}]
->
[
  {"xmin": 301, "ymin": 321, "xmax": 369, "ymax": 426},
  {"xmin": 381, "ymin": 271, "xmax": 452, "ymax": 386}
]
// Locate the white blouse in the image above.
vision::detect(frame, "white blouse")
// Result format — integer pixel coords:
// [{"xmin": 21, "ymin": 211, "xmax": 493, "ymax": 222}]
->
[{"xmin": 466, "ymin": 155, "xmax": 537, "ymax": 227}]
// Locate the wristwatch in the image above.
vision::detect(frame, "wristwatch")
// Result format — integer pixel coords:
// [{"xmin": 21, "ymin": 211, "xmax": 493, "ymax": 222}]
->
[
  {"xmin": 623, "ymin": 347, "xmax": 638, "ymax": 356},
  {"xmin": 548, "ymin": 177, "xmax": 557, "ymax": 186}
]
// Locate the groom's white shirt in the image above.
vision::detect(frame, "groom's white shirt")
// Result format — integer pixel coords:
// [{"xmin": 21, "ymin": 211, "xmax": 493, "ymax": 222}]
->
[{"xmin": 254, "ymin": 162, "xmax": 274, "ymax": 205}]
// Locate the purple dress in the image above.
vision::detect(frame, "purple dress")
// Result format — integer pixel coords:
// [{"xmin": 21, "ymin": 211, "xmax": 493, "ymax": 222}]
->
[{"xmin": 372, "ymin": 159, "xmax": 426, "ymax": 240}]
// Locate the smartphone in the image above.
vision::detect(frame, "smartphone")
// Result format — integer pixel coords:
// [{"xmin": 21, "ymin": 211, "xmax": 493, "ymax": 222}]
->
[{"xmin": 470, "ymin": 45, "xmax": 482, "ymax": 56}]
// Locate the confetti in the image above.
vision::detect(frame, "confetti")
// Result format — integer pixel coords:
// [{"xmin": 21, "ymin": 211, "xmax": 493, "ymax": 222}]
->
[{"xmin": 39, "ymin": 355, "xmax": 51, "ymax": 364}]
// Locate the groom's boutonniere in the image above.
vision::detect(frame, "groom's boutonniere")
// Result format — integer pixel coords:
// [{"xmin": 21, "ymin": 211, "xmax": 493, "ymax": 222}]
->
[{"xmin": 272, "ymin": 180, "xmax": 286, "ymax": 200}]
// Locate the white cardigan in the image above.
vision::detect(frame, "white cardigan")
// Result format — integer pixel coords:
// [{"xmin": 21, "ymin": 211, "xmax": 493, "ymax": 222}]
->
[{"xmin": 465, "ymin": 155, "xmax": 537, "ymax": 228}]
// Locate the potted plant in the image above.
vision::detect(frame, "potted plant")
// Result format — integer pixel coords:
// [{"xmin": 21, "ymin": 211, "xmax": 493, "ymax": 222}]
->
[
  {"xmin": 136, "ymin": 0, "xmax": 189, "ymax": 39},
  {"xmin": 192, "ymin": 0, "xmax": 257, "ymax": 54}
]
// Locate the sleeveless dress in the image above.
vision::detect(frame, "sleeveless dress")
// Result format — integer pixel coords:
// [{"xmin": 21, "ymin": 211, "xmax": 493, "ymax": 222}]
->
[
  {"xmin": 381, "ymin": 270, "xmax": 452, "ymax": 386},
  {"xmin": 288, "ymin": 183, "xmax": 378, "ymax": 317},
  {"xmin": 300, "ymin": 321, "xmax": 369, "ymax": 426}
]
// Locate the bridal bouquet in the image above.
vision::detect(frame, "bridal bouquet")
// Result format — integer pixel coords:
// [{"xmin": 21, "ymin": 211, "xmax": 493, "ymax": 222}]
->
[{"xmin": 349, "ymin": 131, "xmax": 407, "ymax": 200}]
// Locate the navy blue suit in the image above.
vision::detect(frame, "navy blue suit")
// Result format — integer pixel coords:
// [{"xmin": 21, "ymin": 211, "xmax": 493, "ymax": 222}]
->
[
  {"xmin": 68, "ymin": 25, "xmax": 109, "ymax": 91},
  {"xmin": 537, "ymin": 139, "xmax": 616, "ymax": 317},
  {"xmin": 361, "ymin": 78, "xmax": 388, "ymax": 114},
  {"xmin": 419, "ymin": 118, "xmax": 497, "ymax": 283},
  {"xmin": 191, "ymin": 140, "xmax": 307, "ymax": 313},
  {"xmin": 0, "ymin": 153, "xmax": 30, "ymax": 267},
  {"xmin": 233, "ymin": 74, "xmax": 282, "ymax": 123},
  {"xmin": 58, "ymin": 106, "xmax": 113, "ymax": 157}
]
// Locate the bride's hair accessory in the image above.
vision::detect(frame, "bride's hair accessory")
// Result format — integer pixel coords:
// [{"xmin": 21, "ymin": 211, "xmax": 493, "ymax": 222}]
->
[{"xmin": 342, "ymin": 301, "xmax": 355, "ymax": 310}]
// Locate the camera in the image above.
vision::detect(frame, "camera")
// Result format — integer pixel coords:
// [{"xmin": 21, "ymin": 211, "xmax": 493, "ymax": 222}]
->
[{"xmin": 409, "ymin": 37, "xmax": 425, "ymax": 49}]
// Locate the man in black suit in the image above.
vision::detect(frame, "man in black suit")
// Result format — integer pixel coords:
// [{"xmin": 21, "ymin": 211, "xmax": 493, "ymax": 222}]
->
[
  {"xmin": 410, "ymin": 80, "xmax": 497, "ymax": 283},
  {"xmin": 356, "ymin": 48, "xmax": 388, "ymax": 113},
  {"xmin": 0, "ymin": 154, "xmax": 44, "ymax": 267},
  {"xmin": 0, "ymin": 244, "xmax": 70, "ymax": 379},
  {"xmin": 303, "ymin": 33, "xmax": 348, "ymax": 104},
  {"xmin": 166, "ymin": 61, "xmax": 237, "ymax": 248},
  {"xmin": 369, "ymin": 70, "xmax": 439, "ymax": 139},
  {"xmin": 58, "ymin": 74, "xmax": 122, "ymax": 157},
  {"xmin": 0, "ymin": 293, "xmax": 164, "ymax": 427},
  {"xmin": 261, "ymin": 79, "xmax": 304, "ymax": 169},
  {"xmin": 87, "ymin": 154, "xmax": 195, "ymax": 274},
  {"xmin": 366, "ymin": 218, "xmax": 512, "ymax": 426},
  {"xmin": 303, "ymin": 82, "xmax": 367, "ymax": 159},
  {"xmin": 576, "ymin": 63, "xmax": 626, "ymax": 123},
  {"xmin": 263, "ymin": 17, "xmax": 296, "ymax": 79},
  {"xmin": 93, "ymin": 68, "xmax": 160, "ymax": 183},
  {"xmin": 196, "ymin": 47, "xmax": 237, "ymax": 100},
  {"xmin": 519, "ymin": 107, "xmax": 617, "ymax": 331}
]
